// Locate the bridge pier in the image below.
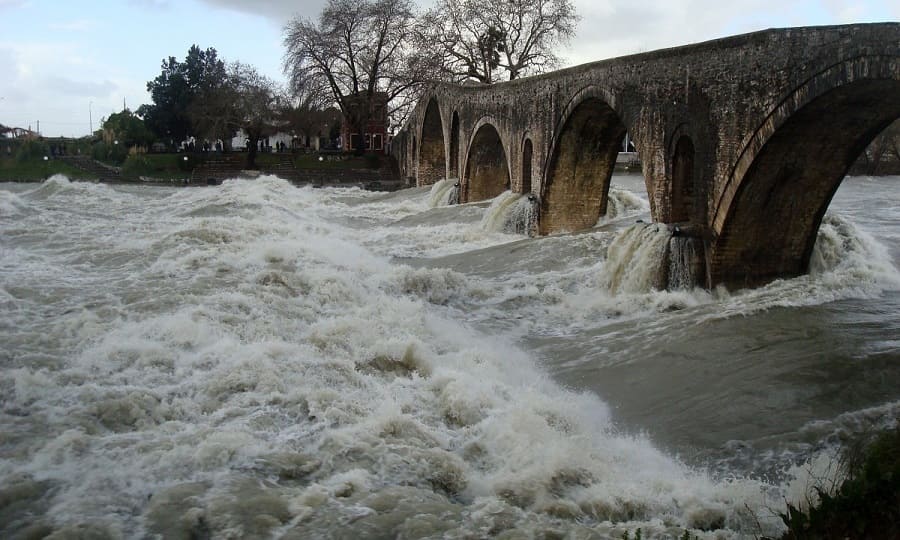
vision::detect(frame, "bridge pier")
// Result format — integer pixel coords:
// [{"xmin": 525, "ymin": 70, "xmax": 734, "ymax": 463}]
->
[{"xmin": 540, "ymin": 96, "xmax": 627, "ymax": 234}]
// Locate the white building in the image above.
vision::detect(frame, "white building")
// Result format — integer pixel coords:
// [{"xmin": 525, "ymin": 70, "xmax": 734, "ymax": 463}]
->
[{"xmin": 230, "ymin": 130, "xmax": 304, "ymax": 152}]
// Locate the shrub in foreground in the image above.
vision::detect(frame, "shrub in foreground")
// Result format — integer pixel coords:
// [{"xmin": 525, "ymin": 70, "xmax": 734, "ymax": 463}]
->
[{"xmin": 780, "ymin": 427, "xmax": 900, "ymax": 539}]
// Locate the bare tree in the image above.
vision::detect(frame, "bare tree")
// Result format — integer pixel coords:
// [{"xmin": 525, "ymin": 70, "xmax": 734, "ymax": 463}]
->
[
  {"xmin": 279, "ymin": 100, "xmax": 342, "ymax": 149},
  {"xmin": 282, "ymin": 0, "xmax": 428, "ymax": 152},
  {"xmin": 861, "ymin": 119, "xmax": 900, "ymax": 175},
  {"xmin": 418, "ymin": 0, "xmax": 578, "ymax": 84}
]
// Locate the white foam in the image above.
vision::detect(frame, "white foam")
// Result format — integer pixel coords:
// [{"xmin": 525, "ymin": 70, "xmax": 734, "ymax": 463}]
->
[
  {"xmin": 427, "ymin": 178, "xmax": 460, "ymax": 207},
  {"xmin": 3, "ymin": 175, "xmax": 898, "ymax": 538},
  {"xmin": 479, "ymin": 190, "xmax": 526, "ymax": 233},
  {"xmin": 0, "ymin": 189, "xmax": 29, "ymax": 216},
  {"xmin": 601, "ymin": 223, "xmax": 671, "ymax": 294},
  {"xmin": 597, "ymin": 186, "xmax": 651, "ymax": 224}
]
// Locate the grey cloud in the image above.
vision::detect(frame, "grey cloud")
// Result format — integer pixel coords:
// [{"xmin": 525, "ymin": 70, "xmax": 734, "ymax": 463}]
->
[
  {"xmin": 566, "ymin": 0, "xmax": 792, "ymax": 64},
  {"xmin": 43, "ymin": 76, "xmax": 117, "ymax": 98},
  {"xmin": 196, "ymin": 0, "xmax": 326, "ymax": 22},
  {"xmin": 0, "ymin": 48, "xmax": 27, "ymax": 101}
]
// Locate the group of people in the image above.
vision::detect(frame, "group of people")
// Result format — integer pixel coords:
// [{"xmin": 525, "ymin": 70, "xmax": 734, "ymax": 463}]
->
[
  {"xmin": 181, "ymin": 139, "xmax": 224, "ymax": 153},
  {"xmin": 246, "ymin": 140, "xmax": 291, "ymax": 153},
  {"xmin": 49, "ymin": 143, "xmax": 73, "ymax": 156}
]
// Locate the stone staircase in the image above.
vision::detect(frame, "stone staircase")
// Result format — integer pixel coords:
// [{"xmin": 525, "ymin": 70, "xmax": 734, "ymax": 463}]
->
[
  {"xmin": 190, "ymin": 153, "xmax": 305, "ymax": 184},
  {"xmin": 292, "ymin": 168, "xmax": 383, "ymax": 186},
  {"xmin": 56, "ymin": 155, "xmax": 123, "ymax": 182},
  {"xmin": 291, "ymin": 154, "xmax": 402, "ymax": 189},
  {"xmin": 263, "ymin": 155, "xmax": 302, "ymax": 183},
  {"xmin": 190, "ymin": 154, "xmax": 246, "ymax": 184}
]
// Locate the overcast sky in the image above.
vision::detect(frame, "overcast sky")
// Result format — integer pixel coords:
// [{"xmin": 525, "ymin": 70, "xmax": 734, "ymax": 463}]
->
[{"xmin": 1, "ymin": 0, "xmax": 897, "ymax": 137}]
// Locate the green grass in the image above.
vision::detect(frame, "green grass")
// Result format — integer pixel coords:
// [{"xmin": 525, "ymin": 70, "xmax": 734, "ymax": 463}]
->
[
  {"xmin": 122, "ymin": 154, "xmax": 191, "ymax": 180},
  {"xmin": 0, "ymin": 158, "xmax": 97, "ymax": 182},
  {"xmin": 0, "ymin": 151, "xmax": 391, "ymax": 183}
]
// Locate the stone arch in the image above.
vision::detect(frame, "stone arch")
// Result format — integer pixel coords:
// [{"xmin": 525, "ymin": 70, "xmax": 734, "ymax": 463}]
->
[
  {"xmin": 462, "ymin": 120, "xmax": 510, "ymax": 203},
  {"xmin": 417, "ymin": 98, "xmax": 445, "ymax": 186},
  {"xmin": 449, "ymin": 111, "xmax": 460, "ymax": 179},
  {"xmin": 709, "ymin": 56, "xmax": 900, "ymax": 288},
  {"xmin": 668, "ymin": 128, "xmax": 696, "ymax": 224},
  {"xmin": 540, "ymin": 88, "xmax": 628, "ymax": 234},
  {"xmin": 521, "ymin": 137, "xmax": 533, "ymax": 194}
]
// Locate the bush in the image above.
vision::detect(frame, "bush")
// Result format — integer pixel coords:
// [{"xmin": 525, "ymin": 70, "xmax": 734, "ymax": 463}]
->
[
  {"xmin": 91, "ymin": 141, "xmax": 128, "ymax": 165},
  {"xmin": 121, "ymin": 154, "xmax": 189, "ymax": 180},
  {"xmin": 177, "ymin": 154, "xmax": 196, "ymax": 172},
  {"xmin": 15, "ymin": 140, "xmax": 49, "ymax": 163},
  {"xmin": 780, "ymin": 427, "xmax": 900, "ymax": 539},
  {"xmin": 121, "ymin": 155, "xmax": 150, "ymax": 177},
  {"xmin": 364, "ymin": 153, "xmax": 381, "ymax": 169}
]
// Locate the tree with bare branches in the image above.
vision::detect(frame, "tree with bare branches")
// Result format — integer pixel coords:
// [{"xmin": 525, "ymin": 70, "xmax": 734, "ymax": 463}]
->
[
  {"xmin": 282, "ymin": 0, "xmax": 429, "ymax": 152},
  {"xmin": 854, "ymin": 119, "xmax": 900, "ymax": 175},
  {"xmin": 226, "ymin": 63, "xmax": 285, "ymax": 169},
  {"xmin": 417, "ymin": 0, "xmax": 578, "ymax": 84}
]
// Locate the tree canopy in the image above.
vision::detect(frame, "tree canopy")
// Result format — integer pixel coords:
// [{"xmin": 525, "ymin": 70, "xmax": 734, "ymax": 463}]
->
[
  {"xmin": 417, "ymin": 0, "xmax": 578, "ymax": 83},
  {"xmin": 282, "ymin": 0, "xmax": 429, "ymax": 149},
  {"xmin": 101, "ymin": 109, "xmax": 154, "ymax": 148},
  {"xmin": 138, "ymin": 45, "xmax": 227, "ymax": 144},
  {"xmin": 221, "ymin": 62, "xmax": 285, "ymax": 168}
]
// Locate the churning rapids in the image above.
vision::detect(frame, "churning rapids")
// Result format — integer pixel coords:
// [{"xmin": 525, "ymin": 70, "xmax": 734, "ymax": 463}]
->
[{"xmin": 2, "ymin": 174, "xmax": 899, "ymax": 539}]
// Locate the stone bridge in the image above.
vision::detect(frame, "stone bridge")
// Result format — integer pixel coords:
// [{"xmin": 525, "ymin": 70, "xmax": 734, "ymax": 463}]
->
[{"xmin": 392, "ymin": 23, "xmax": 900, "ymax": 289}]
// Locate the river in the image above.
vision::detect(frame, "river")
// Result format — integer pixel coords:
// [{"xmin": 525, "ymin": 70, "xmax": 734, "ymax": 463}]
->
[{"xmin": 1, "ymin": 174, "xmax": 898, "ymax": 538}]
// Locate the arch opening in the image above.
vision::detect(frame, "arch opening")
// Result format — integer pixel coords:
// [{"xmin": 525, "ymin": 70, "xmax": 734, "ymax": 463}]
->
[
  {"xmin": 710, "ymin": 78, "xmax": 900, "ymax": 289},
  {"xmin": 541, "ymin": 97, "xmax": 627, "ymax": 234},
  {"xmin": 463, "ymin": 124, "xmax": 510, "ymax": 203},
  {"xmin": 417, "ymin": 99, "xmax": 445, "ymax": 186},
  {"xmin": 669, "ymin": 135, "xmax": 695, "ymax": 224},
  {"xmin": 522, "ymin": 138, "xmax": 533, "ymax": 194},
  {"xmin": 449, "ymin": 112, "xmax": 460, "ymax": 179}
]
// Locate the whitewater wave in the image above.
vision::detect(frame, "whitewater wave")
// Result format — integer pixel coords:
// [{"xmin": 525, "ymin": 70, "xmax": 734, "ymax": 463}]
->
[
  {"xmin": 428, "ymin": 178, "xmax": 460, "ymax": 208},
  {"xmin": 1, "ymin": 177, "xmax": 792, "ymax": 538},
  {"xmin": 5, "ymin": 176, "xmax": 900, "ymax": 538},
  {"xmin": 479, "ymin": 190, "xmax": 538, "ymax": 235},
  {"xmin": 0, "ymin": 189, "xmax": 29, "ymax": 216},
  {"xmin": 810, "ymin": 212, "xmax": 900, "ymax": 287},
  {"xmin": 450, "ymin": 206, "xmax": 900, "ymax": 341},
  {"xmin": 597, "ymin": 186, "xmax": 651, "ymax": 224}
]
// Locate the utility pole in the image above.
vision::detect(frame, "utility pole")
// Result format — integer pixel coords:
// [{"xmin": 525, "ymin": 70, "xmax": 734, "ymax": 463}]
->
[{"xmin": 89, "ymin": 101, "xmax": 93, "ymax": 136}]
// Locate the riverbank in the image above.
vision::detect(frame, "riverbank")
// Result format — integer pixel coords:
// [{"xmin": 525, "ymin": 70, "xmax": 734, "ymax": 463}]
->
[
  {"xmin": 0, "ymin": 157, "xmax": 98, "ymax": 182},
  {"xmin": 0, "ymin": 152, "xmax": 404, "ymax": 190}
]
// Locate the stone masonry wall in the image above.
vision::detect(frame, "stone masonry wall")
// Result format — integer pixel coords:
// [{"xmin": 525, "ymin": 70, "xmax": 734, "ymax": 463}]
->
[{"xmin": 396, "ymin": 23, "xmax": 900, "ymax": 287}]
